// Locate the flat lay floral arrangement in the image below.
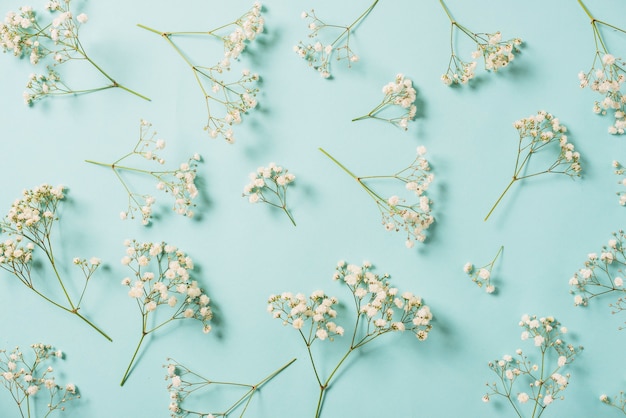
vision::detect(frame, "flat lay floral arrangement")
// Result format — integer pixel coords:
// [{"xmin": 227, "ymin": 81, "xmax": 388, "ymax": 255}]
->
[{"xmin": 1, "ymin": 0, "xmax": 626, "ymax": 417}]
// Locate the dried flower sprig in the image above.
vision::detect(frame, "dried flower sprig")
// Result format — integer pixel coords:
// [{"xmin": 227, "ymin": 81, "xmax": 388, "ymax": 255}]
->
[
  {"xmin": 438, "ymin": 0, "xmax": 522, "ymax": 86},
  {"xmin": 0, "ymin": 344, "xmax": 79, "ymax": 417},
  {"xmin": 483, "ymin": 315, "xmax": 583, "ymax": 418},
  {"xmin": 319, "ymin": 146, "xmax": 434, "ymax": 248},
  {"xmin": 86, "ymin": 120, "xmax": 201, "ymax": 226},
  {"xmin": 463, "ymin": 245, "xmax": 503, "ymax": 294},
  {"xmin": 243, "ymin": 162, "xmax": 296, "ymax": 226},
  {"xmin": 600, "ymin": 392, "xmax": 626, "ymax": 415},
  {"xmin": 138, "ymin": 3, "xmax": 263, "ymax": 143},
  {"xmin": 569, "ymin": 231, "xmax": 626, "ymax": 324},
  {"xmin": 294, "ymin": 0, "xmax": 379, "ymax": 79},
  {"xmin": 165, "ymin": 357, "xmax": 296, "ymax": 417},
  {"xmin": 352, "ymin": 73, "xmax": 418, "ymax": 130},
  {"xmin": 0, "ymin": 1, "xmax": 149, "ymax": 104},
  {"xmin": 120, "ymin": 239, "xmax": 213, "ymax": 386},
  {"xmin": 614, "ymin": 161, "xmax": 626, "ymax": 205},
  {"xmin": 268, "ymin": 260, "xmax": 432, "ymax": 418},
  {"xmin": 484, "ymin": 111, "xmax": 582, "ymax": 221},
  {"xmin": 577, "ymin": 0, "xmax": 626, "ymax": 135},
  {"xmin": 0, "ymin": 184, "xmax": 111, "ymax": 341}
]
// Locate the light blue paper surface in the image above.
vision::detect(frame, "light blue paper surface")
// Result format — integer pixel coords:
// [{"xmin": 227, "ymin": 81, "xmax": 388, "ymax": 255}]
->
[{"xmin": 1, "ymin": 0, "xmax": 626, "ymax": 417}]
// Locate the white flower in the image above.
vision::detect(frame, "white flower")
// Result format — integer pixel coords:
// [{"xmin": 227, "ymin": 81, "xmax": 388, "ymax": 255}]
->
[
  {"xmin": 76, "ymin": 13, "xmax": 88, "ymax": 24},
  {"xmin": 316, "ymin": 328, "xmax": 328, "ymax": 340}
]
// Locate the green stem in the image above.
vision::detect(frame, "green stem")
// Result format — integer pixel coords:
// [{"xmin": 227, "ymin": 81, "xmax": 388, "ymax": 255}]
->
[
  {"xmin": 224, "ymin": 358, "xmax": 297, "ymax": 417},
  {"xmin": 47, "ymin": 253, "xmax": 76, "ymax": 310},
  {"xmin": 120, "ymin": 333, "xmax": 147, "ymax": 386},
  {"xmin": 319, "ymin": 148, "xmax": 387, "ymax": 203},
  {"xmin": 21, "ymin": 276, "xmax": 111, "ymax": 340},
  {"xmin": 438, "ymin": 0, "xmax": 455, "ymax": 22},
  {"xmin": 282, "ymin": 206, "xmax": 297, "ymax": 226},
  {"xmin": 577, "ymin": 0, "xmax": 595, "ymax": 21},
  {"xmin": 331, "ymin": 0, "xmax": 380, "ymax": 46},
  {"xmin": 318, "ymin": 148, "xmax": 358, "ymax": 179},
  {"xmin": 84, "ymin": 159, "xmax": 150, "ymax": 175},
  {"xmin": 491, "ymin": 246, "xmax": 504, "ymax": 267},
  {"xmin": 304, "ymin": 342, "xmax": 323, "ymax": 387},
  {"xmin": 136, "ymin": 23, "xmax": 162, "ymax": 35},
  {"xmin": 314, "ymin": 349, "xmax": 355, "ymax": 418},
  {"xmin": 484, "ymin": 178, "xmax": 517, "ymax": 221},
  {"xmin": 81, "ymin": 50, "xmax": 150, "ymax": 101},
  {"xmin": 74, "ymin": 311, "xmax": 112, "ymax": 342}
]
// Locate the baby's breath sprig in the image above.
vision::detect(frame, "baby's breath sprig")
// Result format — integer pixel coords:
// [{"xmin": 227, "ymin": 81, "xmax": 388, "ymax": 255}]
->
[
  {"xmin": 119, "ymin": 239, "xmax": 213, "ymax": 386},
  {"xmin": 268, "ymin": 260, "xmax": 432, "ymax": 418},
  {"xmin": 438, "ymin": 0, "xmax": 522, "ymax": 86},
  {"xmin": 294, "ymin": 0, "xmax": 380, "ymax": 79},
  {"xmin": 569, "ymin": 231, "xmax": 626, "ymax": 324},
  {"xmin": 0, "ymin": 344, "xmax": 79, "ymax": 417},
  {"xmin": 577, "ymin": 0, "xmax": 626, "ymax": 135},
  {"xmin": 0, "ymin": 184, "xmax": 111, "ymax": 341},
  {"xmin": 614, "ymin": 161, "xmax": 626, "ymax": 205},
  {"xmin": 463, "ymin": 246, "xmax": 503, "ymax": 294},
  {"xmin": 85, "ymin": 120, "xmax": 201, "ymax": 226},
  {"xmin": 165, "ymin": 357, "xmax": 296, "ymax": 417},
  {"xmin": 319, "ymin": 146, "xmax": 434, "ymax": 248},
  {"xmin": 600, "ymin": 392, "xmax": 626, "ymax": 415},
  {"xmin": 243, "ymin": 162, "xmax": 296, "ymax": 226},
  {"xmin": 352, "ymin": 73, "xmax": 418, "ymax": 130},
  {"xmin": 483, "ymin": 315, "xmax": 583, "ymax": 418},
  {"xmin": 0, "ymin": 1, "xmax": 149, "ymax": 104},
  {"xmin": 137, "ymin": 3, "xmax": 263, "ymax": 143},
  {"xmin": 484, "ymin": 111, "xmax": 582, "ymax": 221}
]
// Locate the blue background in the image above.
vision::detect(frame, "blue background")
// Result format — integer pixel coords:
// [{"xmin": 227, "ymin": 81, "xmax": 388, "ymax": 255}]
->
[{"xmin": 1, "ymin": 0, "xmax": 626, "ymax": 417}]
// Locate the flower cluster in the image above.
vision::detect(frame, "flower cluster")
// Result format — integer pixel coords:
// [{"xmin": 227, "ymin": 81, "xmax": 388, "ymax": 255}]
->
[
  {"xmin": 569, "ymin": 231, "xmax": 626, "ymax": 321},
  {"xmin": 577, "ymin": 1, "xmax": 626, "ymax": 135},
  {"xmin": 243, "ymin": 162, "xmax": 296, "ymax": 226},
  {"xmin": 0, "ymin": 344, "xmax": 78, "ymax": 417},
  {"xmin": 268, "ymin": 260, "xmax": 432, "ymax": 417},
  {"xmin": 0, "ymin": 1, "xmax": 147, "ymax": 104},
  {"xmin": 332, "ymin": 261, "xmax": 433, "ymax": 341},
  {"xmin": 439, "ymin": 1, "xmax": 521, "ymax": 86},
  {"xmin": 485, "ymin": 111, "xmax": 581, "ymax": 221},
  {"xmin": 164, "ymin": 357, "xmax": 295, "ymax": 418},
  {"xmin": 320, "ymin": 146, "xmax": 434, "ymax": 248},
  {"xmin": 614, "ymin": 161, "xmax": 626, "ymax": 205},
  {"xmin": 579, "ymin": 53, "xmax": 626, "ymax": 135},
  {"xmin": 352, "ymin": 73, "xmax": 418, "ymax": 130},
  {"xmin": 119, "ymin": 239, "xmax": 213, "ymax": 385},
  {"xmin": 86, "ymin": 120, "xmax": 201, "ymax": 225},
  {"xmin": 484, "ymin": 315, "xmax": 583, "ymax": 417},
  {"xmin": 294, "ymin": 1, "xmax": 379, "ymax": 78},
  {"xmin": 268, "ymin": 291, "xmax": 343, "ymax": 343},
  {"xmin": 138, "ymin": 3, "xmax": 263, "ymax": 142},
  {"xmin": 0, "ymin": 184, "xmax": 110, "ymax": 340},
  {"xmin": 463, "ymin": 246, "xmax": 503, "ymax": 294}
]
